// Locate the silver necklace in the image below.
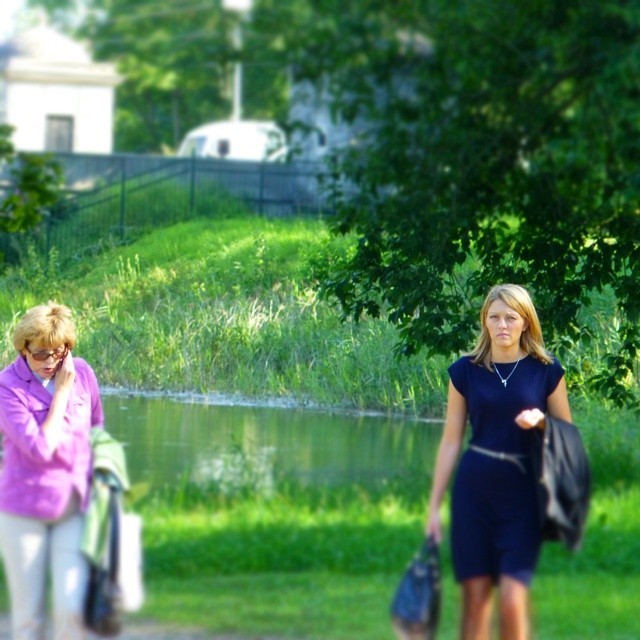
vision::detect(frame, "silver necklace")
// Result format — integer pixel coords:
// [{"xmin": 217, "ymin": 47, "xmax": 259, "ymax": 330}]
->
[{"xmin": 493, "ymin": 355, "xmax": 522, "ymax": 388}]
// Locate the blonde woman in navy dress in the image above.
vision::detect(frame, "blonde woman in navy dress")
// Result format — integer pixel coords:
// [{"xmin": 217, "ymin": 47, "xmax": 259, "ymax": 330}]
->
[{"xmin": 425, "ymin": 284, "xmax": 572, "ymax": 640}]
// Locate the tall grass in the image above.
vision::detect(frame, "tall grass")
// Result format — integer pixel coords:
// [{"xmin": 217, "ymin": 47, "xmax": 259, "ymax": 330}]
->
[
  {"xmin": 3, "ymin": 209, "xmax": 636, "ymax": 417},
  {"xmin": 0, "ymin": 212, "xmax": 450, "ymax": 416}
]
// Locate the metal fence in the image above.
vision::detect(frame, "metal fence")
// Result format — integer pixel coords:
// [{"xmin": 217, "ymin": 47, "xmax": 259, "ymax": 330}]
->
[{"xmin": 0, "ymin": 152, "xmax": 336, "ymax": 267}]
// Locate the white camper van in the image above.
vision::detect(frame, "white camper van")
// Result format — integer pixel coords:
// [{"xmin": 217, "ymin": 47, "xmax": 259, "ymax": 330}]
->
[{"xmin": 177, "ymin": 120, "xmax": 287, "ymax": 161}]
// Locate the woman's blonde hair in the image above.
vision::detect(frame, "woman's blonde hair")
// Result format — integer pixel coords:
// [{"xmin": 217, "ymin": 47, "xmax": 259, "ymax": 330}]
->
[
  {"xmin": 13, "ymin": 302, "xmax": 77, "ymax": 352},
  {"xmin": 468, "ymin": 284, "xmax": 552, "ymax": 369}
]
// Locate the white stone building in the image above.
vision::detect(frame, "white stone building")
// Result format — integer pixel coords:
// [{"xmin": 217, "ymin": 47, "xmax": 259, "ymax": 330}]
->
[{"xmin": 0, "ymin": 24, "xmax": 120, "ymax": 154}]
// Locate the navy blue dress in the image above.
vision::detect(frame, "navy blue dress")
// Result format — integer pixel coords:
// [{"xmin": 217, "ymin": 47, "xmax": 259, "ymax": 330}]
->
[{"xmin": 448, "ymin": 354, "xmax": 564, "ymax": 586}]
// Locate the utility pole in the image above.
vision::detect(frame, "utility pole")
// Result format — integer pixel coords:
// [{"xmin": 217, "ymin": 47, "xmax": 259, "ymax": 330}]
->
[{"xmin": 222, "ymin": 0, "xmax": 253, "ymax": 122}]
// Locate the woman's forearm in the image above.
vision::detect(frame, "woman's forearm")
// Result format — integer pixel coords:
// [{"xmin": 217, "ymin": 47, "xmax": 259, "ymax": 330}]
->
[
  {"xmin": 41, "ymin": 390, "xmax": 71, "ymax": 452},
  {"xmin": 428, "ymin": 440, "xmax": 461, "ymax": 512}
]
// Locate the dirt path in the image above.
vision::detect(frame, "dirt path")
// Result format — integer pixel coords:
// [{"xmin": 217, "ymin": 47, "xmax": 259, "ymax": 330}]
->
[{"xmin": 0, "ymin": 614, "xmax": 287, "ymax": 639}]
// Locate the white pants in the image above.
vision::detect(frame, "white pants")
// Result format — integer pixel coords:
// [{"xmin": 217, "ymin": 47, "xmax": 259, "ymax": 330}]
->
[{"xmin": 0, "ymin": 509, "xmax": 88, "ymax": 640}]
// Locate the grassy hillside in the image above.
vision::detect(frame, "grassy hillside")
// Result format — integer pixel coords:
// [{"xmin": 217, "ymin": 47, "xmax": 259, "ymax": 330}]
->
[{"xmin": 0, "ymin": 211, "xmax": 449, "ymax": 416}]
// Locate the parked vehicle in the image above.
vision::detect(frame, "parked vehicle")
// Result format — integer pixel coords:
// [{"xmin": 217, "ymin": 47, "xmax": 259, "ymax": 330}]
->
[{"xmin": 177, "ymin": 120, "xmax": 287, "ymax": 161}]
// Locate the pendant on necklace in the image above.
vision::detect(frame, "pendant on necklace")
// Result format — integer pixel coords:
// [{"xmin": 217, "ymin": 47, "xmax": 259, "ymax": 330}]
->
[{"xmin": 493, "ymin": 355, "xmax": 522, "ymax": 388}]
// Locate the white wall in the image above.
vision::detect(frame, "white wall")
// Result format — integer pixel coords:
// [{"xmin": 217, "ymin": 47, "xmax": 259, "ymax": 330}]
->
[
  {"xmin": 0, "ymin": 79, "xmax": 7, "ymax": 122},
  {"xmin": 6, "ymin": 81, "xmax": 115, "ymax": 153},
  {"xmin": 289, "ymin": 77, "xmax": 359, "ymax": 163}
]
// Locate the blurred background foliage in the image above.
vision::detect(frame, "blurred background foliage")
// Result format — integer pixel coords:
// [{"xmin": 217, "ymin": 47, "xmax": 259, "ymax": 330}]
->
[{"xmin": 15, "ymin": 0, "xmax": 640, "ymax": 409}]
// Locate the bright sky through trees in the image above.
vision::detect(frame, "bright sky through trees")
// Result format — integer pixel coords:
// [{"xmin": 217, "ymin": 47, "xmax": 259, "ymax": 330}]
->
[{"xmin": 0, "ymin": 0, "xmax": 25, "ymax": 39}]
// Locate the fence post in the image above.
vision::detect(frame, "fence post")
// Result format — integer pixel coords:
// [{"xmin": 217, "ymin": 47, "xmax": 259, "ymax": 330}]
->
[
  {"xmin": 45, "ymin": 213, "xmax": 52, "ymax": 274},
  {"xmin": 258, "ymin": 161, "xmax": 265, "ymax": 215},
  {"xmin": 119, "ymin": 156, "xmax": 126, "ymax": 241},
  {"xmin": 189, "ymin": 151, "xmax": 196, "ymax": 216}
]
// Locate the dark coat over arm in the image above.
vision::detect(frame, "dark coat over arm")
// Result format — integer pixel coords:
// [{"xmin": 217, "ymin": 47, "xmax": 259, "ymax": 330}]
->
[{"xmin": 530, "ymin": 415, "xmax": 591, "ymax": 552}]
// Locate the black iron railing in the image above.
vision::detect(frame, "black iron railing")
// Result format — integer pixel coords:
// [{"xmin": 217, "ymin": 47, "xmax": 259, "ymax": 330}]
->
[{"xmin": 0, "ymin": 152, "xmax": 337, "ymax": 267}]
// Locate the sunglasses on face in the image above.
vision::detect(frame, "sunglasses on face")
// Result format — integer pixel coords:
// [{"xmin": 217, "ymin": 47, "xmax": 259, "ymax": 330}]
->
[{"xmin": 27, "ymin": 346, "xmax": 69, "ymax": 362}]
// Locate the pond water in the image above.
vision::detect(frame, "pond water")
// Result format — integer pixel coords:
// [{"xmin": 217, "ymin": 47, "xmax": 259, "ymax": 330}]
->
[{"xmin": 102, "ymin": 394, "xmax": 443, "ymax": 492}]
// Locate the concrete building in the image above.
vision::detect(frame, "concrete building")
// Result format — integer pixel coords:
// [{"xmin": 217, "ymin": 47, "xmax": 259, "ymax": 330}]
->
[{"xmin": 0, "ymin": 23, "xmax": 120, "ymax": 153}]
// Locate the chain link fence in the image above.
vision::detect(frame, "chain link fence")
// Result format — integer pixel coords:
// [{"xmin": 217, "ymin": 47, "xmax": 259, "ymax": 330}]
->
[{"xmin": 0, "ymin": 152, "xmax": 338, "ymax": 267}]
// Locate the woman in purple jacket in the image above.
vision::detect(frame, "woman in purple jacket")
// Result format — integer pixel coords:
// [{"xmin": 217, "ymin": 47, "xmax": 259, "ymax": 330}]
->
[{"xmin": 0, "ymin": 302, "xmax": 104, "ymax": 640}]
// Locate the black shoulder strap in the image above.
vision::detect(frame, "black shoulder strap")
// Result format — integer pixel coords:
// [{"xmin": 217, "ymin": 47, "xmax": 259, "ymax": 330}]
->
[{"xmin": 108, "ymin": 486, "xmax": 120, "ymax": 583}]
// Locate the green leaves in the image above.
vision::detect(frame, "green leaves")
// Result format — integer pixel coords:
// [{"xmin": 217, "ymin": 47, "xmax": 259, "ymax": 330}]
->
[{"xmin": 0, "ymin": 127, "xmax": 64, "ymax": 237}]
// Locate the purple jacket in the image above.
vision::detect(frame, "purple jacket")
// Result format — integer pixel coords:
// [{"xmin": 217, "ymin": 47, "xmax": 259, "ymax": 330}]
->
[{"xmin": 0, "ymin": 355, "xmax": 104, "ymax": 519}]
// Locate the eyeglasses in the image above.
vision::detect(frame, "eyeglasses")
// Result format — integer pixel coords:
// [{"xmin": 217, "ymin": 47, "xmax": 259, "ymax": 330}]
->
[{"xmin": 27, "ymin": 346, "xmax": 68, "ymax": 362}]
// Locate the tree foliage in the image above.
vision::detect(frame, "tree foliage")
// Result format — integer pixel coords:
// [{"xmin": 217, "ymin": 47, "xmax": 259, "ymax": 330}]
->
[
  {"xmin": 284, "ymin": 1, "xmax": 640, "ymax": 407},
  {"xmin": 0, "ymin": 125, "xmax": 64, "ymax": 237}
]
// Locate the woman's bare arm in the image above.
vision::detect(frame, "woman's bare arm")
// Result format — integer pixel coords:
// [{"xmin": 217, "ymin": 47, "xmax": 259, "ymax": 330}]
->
[{"xmin": 425, "ymin": 381, "xmax": 468, "ymax": 542}]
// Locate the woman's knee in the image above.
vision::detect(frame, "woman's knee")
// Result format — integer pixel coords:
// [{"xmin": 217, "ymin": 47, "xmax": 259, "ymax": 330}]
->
[
  {"xmin": 463, "ymin": 576, "xmax": 494, "ymax": 613},
  {"xmin": 499, "ymin": 576, "xmax": 529, "ymax": 618},
  {"xmin": 461, "ymin": 578, "xmax": 494, "ymax": 640}
]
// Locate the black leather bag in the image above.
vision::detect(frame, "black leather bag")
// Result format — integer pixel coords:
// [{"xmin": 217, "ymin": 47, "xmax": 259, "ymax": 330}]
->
[
  {"xmin": 84, "ymin": 565, "xmax": 123, "ymax": 637},
  {"xmin": 390, "ymin": 537, "xmax": 441, "ymax": 640},
  {"xmin": 84, "ymin": 487, "xmax": 123, "ymax": 637}
]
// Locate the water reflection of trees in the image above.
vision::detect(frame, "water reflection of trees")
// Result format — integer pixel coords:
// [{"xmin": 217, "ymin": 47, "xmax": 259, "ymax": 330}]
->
[
  {"xmin": 192, "ymin": 445, "xmax": 276, "ymax": 497},
  {"xmin": 103, "ymin": 394, "xmax": 442, "ymax": 490}
]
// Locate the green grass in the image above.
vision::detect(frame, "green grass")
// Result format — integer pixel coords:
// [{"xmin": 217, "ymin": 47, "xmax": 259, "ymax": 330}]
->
[
  {"xmin": 0, "ymin": 207, "xmax": 634, "ymax": 417},
  {"xmin": 135, "ymin": 570, "xmax": 640, "ymax": 640},
  {"xmin": 114, "ymin": 480, "xmax": 638, "ymax": 639},
  {"xmin": 141, "ymin": 572, "xmax": 443, "ymax": 640}
]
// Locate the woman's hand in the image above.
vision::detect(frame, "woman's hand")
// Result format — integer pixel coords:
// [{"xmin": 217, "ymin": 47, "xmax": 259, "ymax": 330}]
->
[
  {"xmin": 425, "ymin": 510, "xmax": 443, "ymax": 544},
  {"xmin": 55, "ymin": 353, "xmax": 76, "ymax": 394},
  {"xmin": 515, "ymin": 408, "xmax": 545, "ymax": 430},
  {"xmin": 41, "ymin": 355, "xmax": 75, "ymax": 452}
]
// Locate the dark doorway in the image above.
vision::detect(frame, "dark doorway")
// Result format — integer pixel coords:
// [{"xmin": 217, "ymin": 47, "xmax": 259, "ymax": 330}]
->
[{"xmin": 45, "ymin": 115, "xmax": 74, "ymax": 152}]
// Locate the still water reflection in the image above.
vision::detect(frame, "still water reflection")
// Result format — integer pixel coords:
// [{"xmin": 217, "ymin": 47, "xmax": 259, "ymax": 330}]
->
[{"xmin": 102, "ymin": 395, "xmax": 443, "ymax": 491}]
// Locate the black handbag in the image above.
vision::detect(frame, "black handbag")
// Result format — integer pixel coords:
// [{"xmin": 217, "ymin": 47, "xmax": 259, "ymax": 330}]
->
[
  {"xmin": 390, "ymin": 536, "xmax": 441, "ymax": 640},
  {"xmin": 84, "ymin": 487, "xmax": 123, "ymax": 637}
]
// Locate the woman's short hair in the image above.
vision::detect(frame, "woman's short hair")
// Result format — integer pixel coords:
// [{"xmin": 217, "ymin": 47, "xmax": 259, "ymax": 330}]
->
[
  {"xmin": 13, "ymin": 302, "xmax": 77, "ymax": 352},
  {"xmin": 469, "ymin": 284, "xmax": 552, "ymax": 368}
]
